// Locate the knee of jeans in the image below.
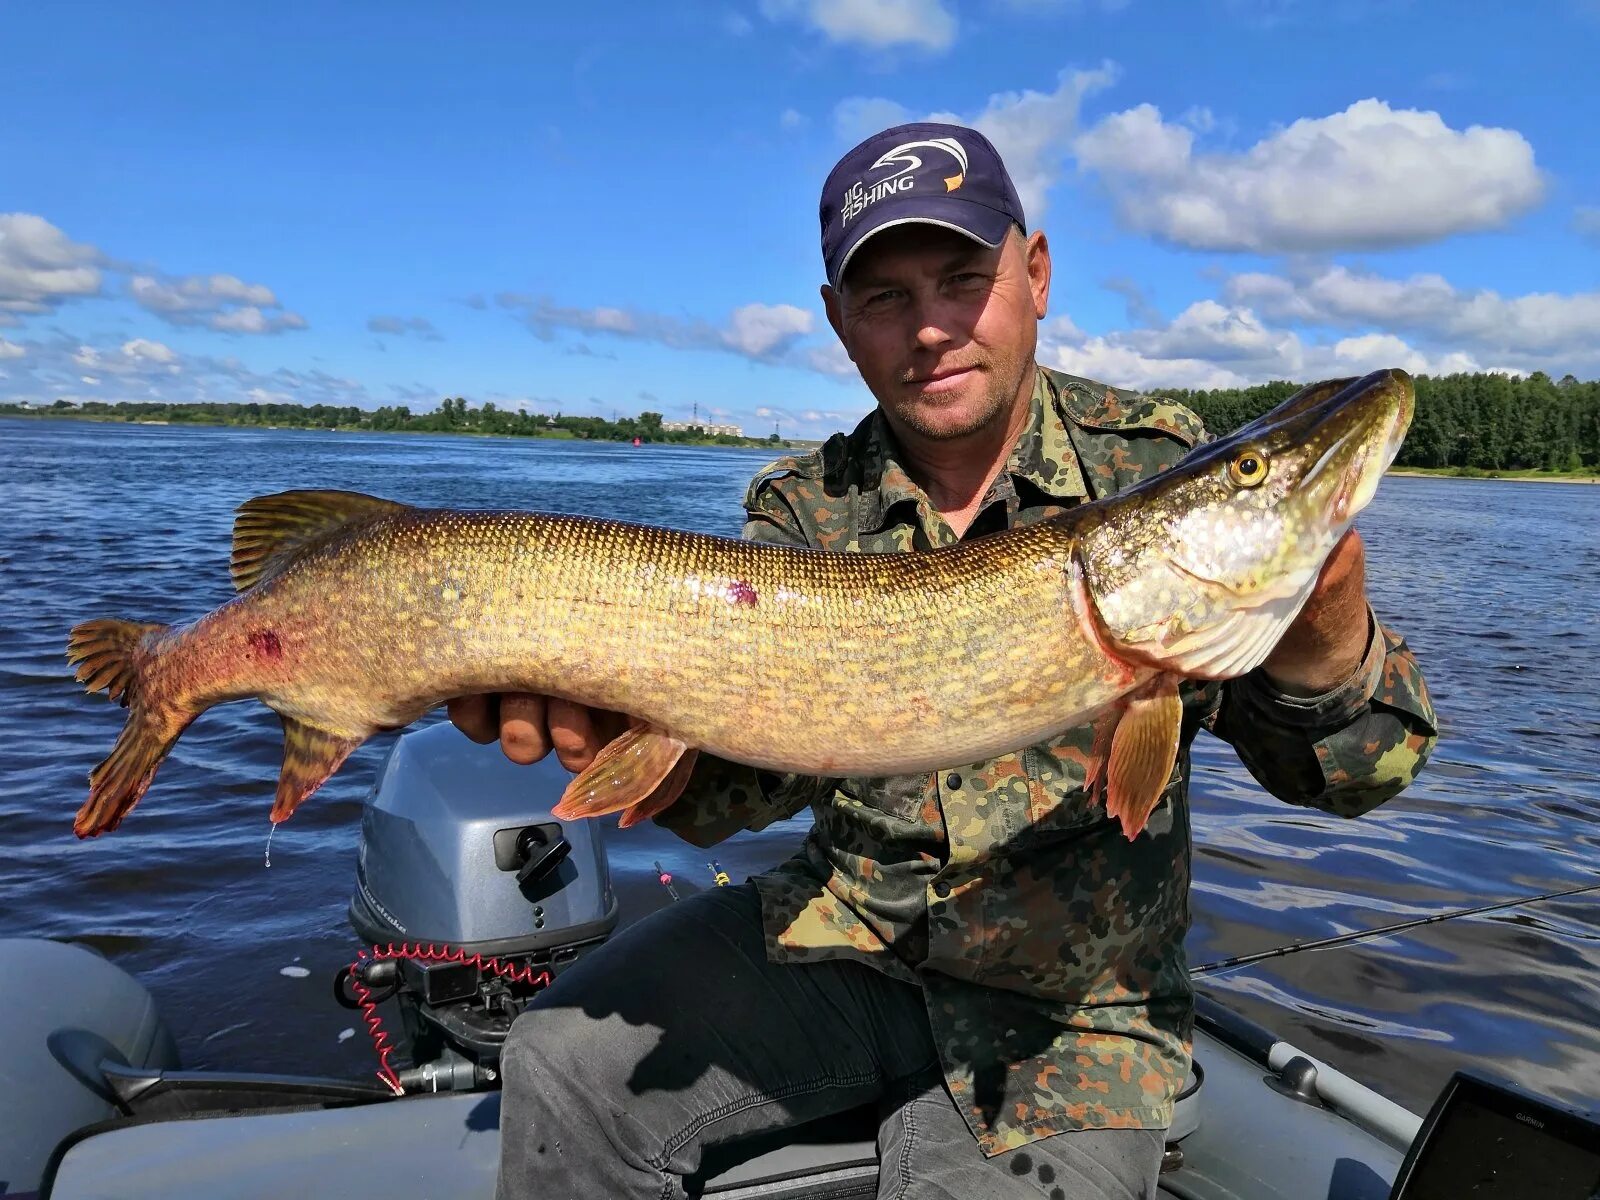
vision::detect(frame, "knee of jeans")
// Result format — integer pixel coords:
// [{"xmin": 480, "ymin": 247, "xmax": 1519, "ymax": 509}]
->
[{"xmin": 499, "ymin": 1001, "xmax": 598, "ymax": 1104}]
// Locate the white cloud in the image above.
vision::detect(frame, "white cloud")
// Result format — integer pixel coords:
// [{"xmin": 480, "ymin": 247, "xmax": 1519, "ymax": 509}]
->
[
  {"xmin": 245, "ymin": 386, "xmax": 294, "ymax": 404},
  {"xmin": 130, "ymin": 272, "xmax": 308, "ymax": 334},
  {"xmin": 0, "ymin": 335, "xmax": 372, "ymax": 409},
  {"xmin": 996, "ymin": 0, "xmax": 1131, "ymax": 11},
  {"xmin": 835, "ymin": 64, "xmax": 1117, "ymax": 219},
  {"xmin": 1040, "ymin": 323, "xmax": 1493, "ymax": 393},
  {"xmin": 590, "ymin": 306, "xmax": 634, "ymax": 333},
  {"xmin": 0, "ymin": 337, "xmax": 24, "ymax": 360},
  {"xmin": 1034, "ymin": 284, "xmax": 1519, "ymax": 392},
  {"xmin": 498, "ymin": 294, "xmax": 831, "ymax": 368},
  {"xmin": 833, "ymin": 97, "xmax": 914, "ymax": 143},
  {"xmin": 805, "ymin": 340, "xmax": 858, "ymax": 377},
  {"xmin": 760, "ymin": 0, "xmax": 957, "ymax": 50},
  {"xmin": 928, "ymin": 64, "xmax": 1118, "ymax": 219},
  {"xmin": 69, "ymin": 339, "xmax": 182, "ymax": 377},
  {"xmin": 122, "ymin": 338, "xmax": 177, "ymax": 364},
  {"xmin": 1123, "ymin": 299, "xmax": 1304, "ymax": 370},
  {"xmin": 779, "ymin": 108, "xmax": 807, "ymax": 131},
  {"xmin": 368, "ymin": 314, "xmax": 443, "ymax": 340},
  {"xmin": 1224, "ymin": 265, "xmax": 1600, "ymax": 364},
  {"xmin": 1575, "ymin": 206, "xmax": 1600, "ymax": 241},
  {"xmin": 1322, "ymin": 332, "xmax": 1484, "ymax": 378},
  {"xmin": 0, "ymin": 213, "xmax": 104, "ymax": 314},
  {"xmin": 1042, "ymin": 331, "xmax": 1251, "ymax": 391},
  {"xmin": 1073, "ymin": 98, "xmax": 1545, "ymax": 252},
  {"xmin": 723, "ymin": 303, "xmax": 814, "ymax": 357}
]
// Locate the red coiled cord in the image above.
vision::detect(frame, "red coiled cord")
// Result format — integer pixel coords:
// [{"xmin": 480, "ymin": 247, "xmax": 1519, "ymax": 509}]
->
[{"xmin": 347, "ymin": 941, "xmax": 552, "ymax": 1095}]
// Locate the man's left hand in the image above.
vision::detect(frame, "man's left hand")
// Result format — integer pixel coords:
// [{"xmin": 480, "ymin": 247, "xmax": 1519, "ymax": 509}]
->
[{"xmin": 1261, "ymin": 528, "xmax": 1371, "ymax": 696}]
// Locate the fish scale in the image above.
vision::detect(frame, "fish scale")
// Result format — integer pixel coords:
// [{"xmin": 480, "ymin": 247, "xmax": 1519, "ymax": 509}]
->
[{"xmin": 64, "ymin": 369, "xmax": 1414, "ymax": 842}]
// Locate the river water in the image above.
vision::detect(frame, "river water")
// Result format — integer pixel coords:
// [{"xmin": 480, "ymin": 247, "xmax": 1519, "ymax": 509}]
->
[{"xmin": 1, "ymin": 416, "xmax": 1596, "ymax": 1118}]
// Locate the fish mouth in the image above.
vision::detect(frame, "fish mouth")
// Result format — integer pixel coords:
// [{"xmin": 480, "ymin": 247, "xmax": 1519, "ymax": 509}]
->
[
  {"xmin": 1291, "ymin": 370, "xmax": 1412, "ymax": 526},
  {"xmin": 1325, "ymin": 380, "xmax": 1411, "ymax": 522}
]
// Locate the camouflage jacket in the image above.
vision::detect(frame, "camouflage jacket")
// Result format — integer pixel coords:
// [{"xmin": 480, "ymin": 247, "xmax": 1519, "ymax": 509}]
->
[{"xmin": 657, "ymin": 366, "xmax": 1438, "ymax": 1155}]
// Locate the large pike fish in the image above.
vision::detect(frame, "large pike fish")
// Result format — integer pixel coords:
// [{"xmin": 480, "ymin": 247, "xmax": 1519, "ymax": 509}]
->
[{"xmin": 67, "ymin": 369, "xmax": 1413, "ymax": 841}]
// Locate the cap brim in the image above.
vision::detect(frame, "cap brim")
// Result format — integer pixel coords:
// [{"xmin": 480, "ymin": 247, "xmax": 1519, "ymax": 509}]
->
[{"xmin": 832, "ymin": 195, "xmax": 1016, "ymax": 287}]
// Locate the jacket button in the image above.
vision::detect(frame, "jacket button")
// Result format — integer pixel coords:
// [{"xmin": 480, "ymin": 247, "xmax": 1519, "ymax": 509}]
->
[
  {"xmin": 945, "ymin": 772, "xmax": 962, "ymax": 790},
  {"xmin": 932, "ymin": 881, "xmax": 951, "ymax": 899}
]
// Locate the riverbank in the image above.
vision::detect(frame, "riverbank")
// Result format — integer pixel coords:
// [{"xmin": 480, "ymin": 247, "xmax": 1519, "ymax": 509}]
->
[
  {"xmin": 1388, "ymin": 466, "xmax": 1599, "ymax": 484},
  {"xmin": 0, "ymin": 409, "xmax": 796, "ymax": 452}
]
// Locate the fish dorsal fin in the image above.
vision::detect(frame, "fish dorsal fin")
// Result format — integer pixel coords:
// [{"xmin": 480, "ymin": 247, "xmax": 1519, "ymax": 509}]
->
[{"xmin": 231, "ymin": 490, "xmax": 408, "ymax": 592}]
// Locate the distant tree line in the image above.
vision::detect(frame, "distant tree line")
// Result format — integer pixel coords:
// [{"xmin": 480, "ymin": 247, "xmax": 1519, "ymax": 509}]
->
[
  {"xmin": 5, "ymin": 371, "xmax": 1597, "ymax": 471},
  {"xmin": 1166, "ymin": 371, "xmax": 1599, "ymax": 472},
  {"xmin": 0, "ymin": 395, "xmax": 783, "ymax": 448}
]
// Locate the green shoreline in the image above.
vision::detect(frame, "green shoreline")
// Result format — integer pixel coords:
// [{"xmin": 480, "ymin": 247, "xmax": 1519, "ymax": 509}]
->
[
  {"xmin": 8, "ymin": 410, "xmax": 1595, "ymax": 477},
  {"xmin": 0, "ymin": 409, "xmax": 802, "ymax": 452},
  {"xmin": 1387, "ymin": 467, "xmax": 1599, "ymax": 484}
]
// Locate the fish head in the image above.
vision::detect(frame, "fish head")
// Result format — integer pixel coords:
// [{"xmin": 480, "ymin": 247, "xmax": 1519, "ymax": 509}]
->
[{"xmin": 1076, "ymin": 368, "xmax": 1414, "ymax": 680}]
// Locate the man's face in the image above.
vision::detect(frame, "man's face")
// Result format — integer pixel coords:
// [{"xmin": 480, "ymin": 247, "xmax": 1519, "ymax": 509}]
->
[{"xmin": 824, "ymin": 225, "xmax": 1051, "ymax": 443}]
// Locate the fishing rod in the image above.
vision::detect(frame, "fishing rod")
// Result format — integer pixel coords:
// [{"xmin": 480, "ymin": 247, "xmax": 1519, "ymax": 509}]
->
[{"xmin": 1189, "ymin": 879, "xmax": 1600, "ymax": 977}]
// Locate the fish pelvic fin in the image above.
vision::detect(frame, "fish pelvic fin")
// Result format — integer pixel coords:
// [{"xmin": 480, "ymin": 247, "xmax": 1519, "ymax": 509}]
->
[
  {"xmin": 617, "ymin": 747, "xmax": 699, "ymax": 829},
  {"xmin": 67, "ymin": 619, "xmax": 191, "ymax": 838},
  {"xmin": 231, "ymin": 490, "xmax": 409, "ymax": 592},
  {"xmin": 551, "ymin": 725, "xmax": 694, "ymax": 825},
  {"xmin": 274, "ymin": 715, "xmax": 365, "ymax": 824},
  {"xmin": 1104, "ymin": 676, "xmax": 1183, "ymax": 841}
]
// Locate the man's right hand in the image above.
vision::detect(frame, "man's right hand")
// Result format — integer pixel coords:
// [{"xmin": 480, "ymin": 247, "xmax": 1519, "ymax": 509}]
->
[{"xmin": 446, "ymin": 693, "xmax": 629, "ymax": 774}]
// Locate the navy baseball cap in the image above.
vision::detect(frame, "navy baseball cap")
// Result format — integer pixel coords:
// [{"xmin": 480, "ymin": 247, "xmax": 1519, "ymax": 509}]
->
[{"xmin": 820, "ymin": 121, "xmax": 1026, "ymax": 288}]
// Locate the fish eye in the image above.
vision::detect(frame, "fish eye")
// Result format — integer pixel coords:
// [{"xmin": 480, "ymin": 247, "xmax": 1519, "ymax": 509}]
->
[{"xmin": 1228, "ymin": 451, "xmax": 1269, "ymax": 488}]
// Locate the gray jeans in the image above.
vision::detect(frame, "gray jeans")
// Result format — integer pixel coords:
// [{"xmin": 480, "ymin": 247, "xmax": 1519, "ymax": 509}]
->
[{"xmin": 496, "ymin": 882, "xmax": 1164, "ymax": 1200}]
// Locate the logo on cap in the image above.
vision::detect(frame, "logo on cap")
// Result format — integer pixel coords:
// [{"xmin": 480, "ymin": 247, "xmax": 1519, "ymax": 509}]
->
[{"xmin": 841, "ymin": 136, "xmax": 969, "ymax": 228}]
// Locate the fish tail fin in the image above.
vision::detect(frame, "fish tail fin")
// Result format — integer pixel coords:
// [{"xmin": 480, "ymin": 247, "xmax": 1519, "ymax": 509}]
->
[
  {"xmin": 67, "ymin": 619, "xmax": 190, "ymax": 838},
  {"xmin": 67, "ymin": 618, "xmax": 165, "ymax": 706}
]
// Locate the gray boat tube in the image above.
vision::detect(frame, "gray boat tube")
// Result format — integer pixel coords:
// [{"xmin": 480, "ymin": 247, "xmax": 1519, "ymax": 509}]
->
[
  {"xmin": 0, "ymin": 937, "xmax": 180, "ymax": 1197},
  {"xmin": 1195, "ymin": 993, "xmax": 1421, "ymax": 1152}
]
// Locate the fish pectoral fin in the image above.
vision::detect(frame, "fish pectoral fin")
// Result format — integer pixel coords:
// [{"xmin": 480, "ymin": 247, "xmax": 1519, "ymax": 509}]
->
[
  {"xmin": 1104, "ymin": 677, "xmax": 1182, "ymax": 840},
  {"xmin": 274, "ymin": 716, "xmax": 364, "ymax": 824},
  {"xmin": 231, "ymin": 490, "xmax": 409, "ymax": 592},
  {"xmin": 551, "ymin": 726, "xmax": 692, "ymax": 824}
]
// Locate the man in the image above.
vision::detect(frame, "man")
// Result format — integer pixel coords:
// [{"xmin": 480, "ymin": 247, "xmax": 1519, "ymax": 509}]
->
[{"xmin": 456, "ymin": 123, "xmax": 1438, "ymax": 1199}]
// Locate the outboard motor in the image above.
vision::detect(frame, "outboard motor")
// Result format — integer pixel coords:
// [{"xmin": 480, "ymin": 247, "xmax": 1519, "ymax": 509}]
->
[{"xmin": 342, "ymin": 720, "xmax": 618, "ymax": 1091}]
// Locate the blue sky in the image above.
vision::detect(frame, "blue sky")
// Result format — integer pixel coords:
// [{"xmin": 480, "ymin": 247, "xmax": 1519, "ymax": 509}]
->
[{"xmin": 2, "ymin": 0, "xmax": 1596, "ymax": 438}]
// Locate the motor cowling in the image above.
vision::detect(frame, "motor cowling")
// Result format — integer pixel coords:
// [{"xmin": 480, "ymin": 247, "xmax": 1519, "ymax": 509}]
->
[{"xmin": 346, "ymin": 719, "xmax": 618, "ymax": 1074}]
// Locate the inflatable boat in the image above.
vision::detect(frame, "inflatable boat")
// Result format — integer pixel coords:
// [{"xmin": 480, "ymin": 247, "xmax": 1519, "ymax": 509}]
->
[{"xmin": 7, "ymin": 722, "xmax": 1597, "ymax": 1199}]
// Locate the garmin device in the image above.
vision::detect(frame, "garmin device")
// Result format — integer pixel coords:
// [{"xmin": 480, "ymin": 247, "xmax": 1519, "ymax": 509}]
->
[{"xmin": 1389, "ymin": 1069, "xmax": 1600, "ymax": 1199}]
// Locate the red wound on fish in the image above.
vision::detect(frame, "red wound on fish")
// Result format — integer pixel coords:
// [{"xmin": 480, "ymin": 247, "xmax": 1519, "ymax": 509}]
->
[
  {"xmin": 727, "ymin": 580, "xmax": 758, "ymax": 606},
  {"xmin": 248, "ymin": 629, "xmax": 283, "ymax": 659}
]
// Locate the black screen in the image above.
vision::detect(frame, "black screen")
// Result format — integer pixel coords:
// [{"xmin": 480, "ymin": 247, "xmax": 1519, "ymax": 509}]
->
[{"xmin": 1398, "ymin": 1094, "xmax": 1600, "ymax": 1199}]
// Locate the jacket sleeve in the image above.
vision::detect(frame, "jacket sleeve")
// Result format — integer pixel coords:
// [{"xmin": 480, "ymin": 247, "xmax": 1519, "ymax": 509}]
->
[
  {"xmin": 1203, "ymin": 606, "xmax": 1439, "ymax": 817},
  {"xmin": 652, "ymin": 478, "xmax": 839, "ymax": 849}
]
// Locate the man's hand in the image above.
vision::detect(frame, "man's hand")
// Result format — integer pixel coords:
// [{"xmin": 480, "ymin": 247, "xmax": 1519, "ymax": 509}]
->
[
  {"xmin": 446, "ymin": 693, "xmax": 629, "ymax": 772},
  {"xmin": 1261, "ymin": 528, "xmax": 1372, "ymax": 696}
]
